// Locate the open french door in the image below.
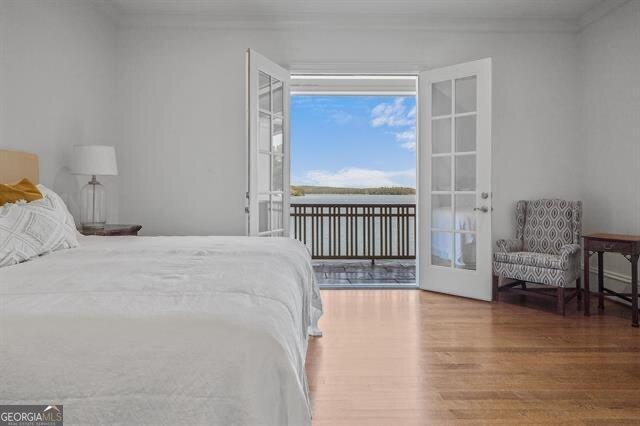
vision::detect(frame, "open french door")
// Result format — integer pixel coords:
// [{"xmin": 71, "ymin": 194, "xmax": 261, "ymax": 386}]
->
[
  {"xmin": 246, "ymin": 49, "xmax": 290, "ymax": 236},
  {"xmin": 418, "ymin": 58, "xmax": 492, "ymax": 301}
]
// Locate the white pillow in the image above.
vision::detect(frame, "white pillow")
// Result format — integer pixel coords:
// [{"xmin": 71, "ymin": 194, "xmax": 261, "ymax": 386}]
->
[{"xmin": 0, "ymin": 184, "xmax": 78, "ymax": 267}]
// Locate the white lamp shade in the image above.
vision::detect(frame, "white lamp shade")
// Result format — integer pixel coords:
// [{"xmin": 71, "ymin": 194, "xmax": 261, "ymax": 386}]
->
[{"xmin": 71, "ymin": 145, "xmax": 118, "ymax": 176}]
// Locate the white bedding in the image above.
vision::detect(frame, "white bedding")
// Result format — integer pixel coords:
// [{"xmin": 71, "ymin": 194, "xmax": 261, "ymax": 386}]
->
[{"xmin": 0, "ymin": 235, "xmax": 322, "ymax": 425}]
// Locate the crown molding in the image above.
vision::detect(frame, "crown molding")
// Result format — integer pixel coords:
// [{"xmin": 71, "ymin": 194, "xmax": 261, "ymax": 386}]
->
[
  {"xmin": 579, "ymin": 0, "xmax": 630, "ymax": 30},
  {"xmin": 117, "ymin": 11, "xmax": 578, "ymax": 34},
  {"xmin": 289, "ymin": 62, "xmax": 426, "ymax": 75}
]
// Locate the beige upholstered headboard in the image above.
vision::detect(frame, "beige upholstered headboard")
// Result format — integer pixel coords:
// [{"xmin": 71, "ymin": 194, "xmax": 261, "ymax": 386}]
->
[{"xmin": 0, "ymin": 150, "xmax": 39, "ymax": 184}]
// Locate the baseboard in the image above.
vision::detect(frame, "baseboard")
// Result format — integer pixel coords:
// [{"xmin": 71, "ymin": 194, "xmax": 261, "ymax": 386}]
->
[
  {"xmin": 587, "ymin": 266, "xmax": 636, "ymax": 306},
  {"xmin": 588, "ymin": 266, "xmax": 631, "ymax": 284}
]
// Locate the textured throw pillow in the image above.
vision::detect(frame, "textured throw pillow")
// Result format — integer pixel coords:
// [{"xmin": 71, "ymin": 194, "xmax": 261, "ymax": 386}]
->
[
  {"xmin": 0, "ymin": 178, "xmax": 43, "ymax": 206},
  {"xmin": 0, "ymin": 184, "xmax": 79, "ymax": 267}
]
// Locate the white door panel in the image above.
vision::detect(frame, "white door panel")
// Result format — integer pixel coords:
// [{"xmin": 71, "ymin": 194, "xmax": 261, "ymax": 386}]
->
[
  {"xmin": 418, "ymin": 58, "xmax": 492, "ymax": 300},
  {"xmin": 246, "ymin": 49, "xmax": 290, "ymax": 236}
]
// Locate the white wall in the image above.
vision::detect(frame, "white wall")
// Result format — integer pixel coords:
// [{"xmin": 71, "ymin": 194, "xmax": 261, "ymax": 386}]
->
[
  {"xmin": 117, "ymin": 23, "xmax": 582, "ymax": 236},
  {"xmin": 2, "ymin": 0, "xmax": 638, "ymax": 292},
  {"xmin": 579, "ymin": 0, "xmax": 640, "ymax": 289},
  {"xmin": 0, "ymin": 0, "xmax": 118, "ymax": 221},
  {"xmin": 0, "ymin": 3, "xmax": 596, "ymax": 242}
]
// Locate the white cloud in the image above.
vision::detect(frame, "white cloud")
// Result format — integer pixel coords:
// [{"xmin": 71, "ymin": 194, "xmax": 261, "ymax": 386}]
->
[
  {"xmin": 297, "ymin": 167, "xmax": 415, "ymax": 188},
  {"xmin": 370, "ymin": 98, "xmax": 417, "ymax": 151},
  {"xmin": 370, "ymin": 98, "xmax": 414, "ymax": 127},
  {"xmin": 400, "ymin": 141, "xmax": 416, "ymax": 151},
  {"xmin": 395, "ymin": 128, "xmax": 415, "ymax": 142},
  {"xmin": 394, "ymin": 127, "xmax": 416, "ymax": 151}
]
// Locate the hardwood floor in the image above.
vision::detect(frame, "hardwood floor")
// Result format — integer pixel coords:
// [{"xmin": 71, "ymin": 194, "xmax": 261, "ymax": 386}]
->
[{"xmin": 306, "ymin": 290, "xmax": 640, "ymax": 425}]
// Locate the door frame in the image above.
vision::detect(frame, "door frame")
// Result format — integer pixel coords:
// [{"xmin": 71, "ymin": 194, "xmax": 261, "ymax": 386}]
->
[{"xmin": 264, "ymin": 61, "xmax": 492, "ymax": 297}]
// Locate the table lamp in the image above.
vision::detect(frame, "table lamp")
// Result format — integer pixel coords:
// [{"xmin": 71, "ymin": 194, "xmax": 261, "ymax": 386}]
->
[{"xmin": 71, "ymin": 145, "xmax": 118, "ymax": 230}]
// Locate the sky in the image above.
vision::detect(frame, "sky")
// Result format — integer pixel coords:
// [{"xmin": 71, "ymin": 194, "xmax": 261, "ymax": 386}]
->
[{"xmin": 291, "ymin": 95, "xmax": 416, "ymax": 188}]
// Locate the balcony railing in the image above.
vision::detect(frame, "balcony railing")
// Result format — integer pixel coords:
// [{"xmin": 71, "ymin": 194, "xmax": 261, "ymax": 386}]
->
[{"xmin": 290, "ymin": 203, "xmax": 416, "ymax": 260}]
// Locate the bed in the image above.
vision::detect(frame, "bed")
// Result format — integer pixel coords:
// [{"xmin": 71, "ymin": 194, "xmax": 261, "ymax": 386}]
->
[{"xmin": 0, "ymin": 150, "xmax": 323, "ymax": 425}]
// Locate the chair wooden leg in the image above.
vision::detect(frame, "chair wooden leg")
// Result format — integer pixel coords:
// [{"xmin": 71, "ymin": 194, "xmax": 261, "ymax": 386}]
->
[
  {"xmin": 557, "ymin": 287, "xmax": 565, "ymax": 316},
  {"xmin": 492, "ymin": 274, "xmax": 499, "ymax": 302},
  {"xmin": 576, "ymin": 277, "xmax": 582, "ymax": 311}
]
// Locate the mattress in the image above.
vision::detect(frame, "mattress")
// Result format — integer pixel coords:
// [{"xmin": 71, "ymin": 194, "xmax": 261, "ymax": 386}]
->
[{"xmin": 0, "ymin": 235, "xmax": 322, "ymax": 425}]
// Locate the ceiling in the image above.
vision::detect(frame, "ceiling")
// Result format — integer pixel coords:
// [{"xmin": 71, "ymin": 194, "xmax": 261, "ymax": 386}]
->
[{"xmin": 110, "ymin": 0, "xmax": 605, "ymax": 20}]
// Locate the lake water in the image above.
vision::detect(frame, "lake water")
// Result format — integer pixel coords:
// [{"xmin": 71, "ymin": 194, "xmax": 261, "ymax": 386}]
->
[{"xmin": 291, "ymin": 194, "xmax": 415, "ymax": 205}]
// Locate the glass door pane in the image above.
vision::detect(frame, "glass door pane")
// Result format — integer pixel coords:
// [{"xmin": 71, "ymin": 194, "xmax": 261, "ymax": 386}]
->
[
  {"xmin": 258, "ymin": 195, "xmax": 270, "ymax": 233},
  {"xmin": 455, "ymin": 76, "xmax": 476, "ymax": 113},
  {"xmin": 258, "ymin": 153, "xmax": 270, "ymax": 194},
  {"xmin": 432, "ymin": 118, "xmax": 452, "ymax": 154},
  {"xmin": 272, "ymin": 155, "xmax": 283, "ymax": 191},
  {"xmin": 430, "ymin": 76, "xmax": 478, "ymax": 270},
  {"xmin": 432, "ymin": 80, "xmax": 452, "ymax": 116},
  {"xmin": 272, "ymin": 79, "xmax": 283, "ymax": 115},
  {"xmin": 431, "ymin": 194, "xmax": 452, "ymax": 230},
  {"xmin": 248, "ymin": 50, "xmax": 290, "ymax": 237},
  {"xmin": 272, "ymin": 117, "xmax": 283, "ymax": 153},
  {"xmin": 432, "ymin": 231, "xmax": 452, "ymax": 267},
  {"xmin": 431, "ymin": 157, "xmax": 451, "ymax": 191},
  {"xmin": 259, "ymin": 72, "xmax": 271, "ymax": 112},
  {"xmin": 455, "ymin": 115, "xmax": 476, "ymax": 152},
  {"xmin": 259, "ymin": 113, "xmax": 271, "ymax": 151},
  {"xmin": 455, "ymin": 155, "xmax": 476, "ymax": 191},
  {"xmin": 271, "ymin": 193, "xmax": 283, "ymax": 231}
]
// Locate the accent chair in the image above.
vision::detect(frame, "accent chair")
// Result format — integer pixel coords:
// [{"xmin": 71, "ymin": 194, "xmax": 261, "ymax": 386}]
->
[{"xmin": 492, "ymin": 199, "xmax": 582, "ymax": 315}]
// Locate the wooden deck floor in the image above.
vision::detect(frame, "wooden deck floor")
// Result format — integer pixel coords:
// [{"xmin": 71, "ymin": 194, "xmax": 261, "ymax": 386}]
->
[
  {"xmin": 307, "ymin": 289, "xmax": 640, "ymax": 425},
  {"xmin": 313, "ymin": 259, "xmax": 416, "ymax": 287}
]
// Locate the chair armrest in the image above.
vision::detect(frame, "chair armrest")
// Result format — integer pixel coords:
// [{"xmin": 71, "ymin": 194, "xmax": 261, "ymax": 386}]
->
[
  {"xmin": 496, "ymin": 238, "xmax": 522, "ymax": 253},
  {"xmin": 559, "ymin": 244, "xmax": 581, "ymax": 270}
]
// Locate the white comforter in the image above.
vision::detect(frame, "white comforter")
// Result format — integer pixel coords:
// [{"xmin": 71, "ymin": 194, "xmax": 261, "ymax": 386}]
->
[{"xmin": 0, "ymin": 236, "xmax": 322, "ymax": 425}]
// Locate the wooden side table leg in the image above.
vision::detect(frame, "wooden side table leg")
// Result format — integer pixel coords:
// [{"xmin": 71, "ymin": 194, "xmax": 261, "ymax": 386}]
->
[
  {"xmin": 598, "ymin": 251, "xmax": 605, "ymax": 312},
  {"xmin": 583, "ymin": 251, "xmax": 590, "ymax": 316},
  {"xmin": 632, "ymin": 254, "xmax": 639, "ymax": 328},
  {"xmin": 556, "ymin": 287, "xmax": 565, "ymax": 316},
  {"xmin": 492, "ymin": 274, "xmax": 499, "ymax": 302}
]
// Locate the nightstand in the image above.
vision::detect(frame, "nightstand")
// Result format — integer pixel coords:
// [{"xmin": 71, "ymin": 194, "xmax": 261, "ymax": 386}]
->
[{"xmin": 79, "ymin": 224, "xmax": 142, "ymax": 236}]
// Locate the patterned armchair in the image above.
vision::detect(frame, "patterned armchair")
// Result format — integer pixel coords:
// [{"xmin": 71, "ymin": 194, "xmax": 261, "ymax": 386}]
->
[{"xmin": 492, "ymin": 199, "xmax": 582, "ymax": 315}]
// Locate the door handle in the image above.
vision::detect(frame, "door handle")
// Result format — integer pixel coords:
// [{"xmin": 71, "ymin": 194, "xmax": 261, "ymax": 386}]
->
[{"xmin": 474, "ymin": 206, "xmax": 489, "ymax": 213}]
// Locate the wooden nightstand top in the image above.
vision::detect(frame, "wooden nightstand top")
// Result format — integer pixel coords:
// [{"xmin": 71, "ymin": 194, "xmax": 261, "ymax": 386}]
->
[
  {"xmin": 79, "ymin": 224, "xmax": 142, "ymax": 236},
  {"xmin": 583, "ymin": 233, "xmax": 640, "ymax": 242}
]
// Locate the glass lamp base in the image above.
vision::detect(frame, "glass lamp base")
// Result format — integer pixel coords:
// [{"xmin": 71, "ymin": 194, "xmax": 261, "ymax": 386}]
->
[{"xmin": 79, "ymin": 176, "xmax": 107, "ymax": 229}]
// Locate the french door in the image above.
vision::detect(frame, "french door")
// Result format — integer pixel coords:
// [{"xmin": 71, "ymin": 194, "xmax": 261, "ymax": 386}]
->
[
  {"xmin": 246, "ymin": 49, "xmax": 290, "ymax": 236},
  {"xmin": 418, "ymin": 58, "xmax": 492, "ymax": 301}
]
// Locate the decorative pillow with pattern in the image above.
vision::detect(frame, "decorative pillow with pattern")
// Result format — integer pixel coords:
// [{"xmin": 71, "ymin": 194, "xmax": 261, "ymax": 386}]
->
[{"xmin": 0, "ymin": 184, "xmax": 78, "ymax": 267}]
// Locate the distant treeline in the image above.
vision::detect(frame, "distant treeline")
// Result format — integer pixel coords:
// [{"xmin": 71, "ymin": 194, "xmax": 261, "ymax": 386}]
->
[{"xmin": 291, "ymin": 185, "xmax": 415, "ymax": 196}]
